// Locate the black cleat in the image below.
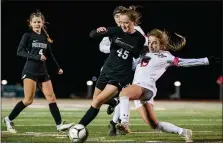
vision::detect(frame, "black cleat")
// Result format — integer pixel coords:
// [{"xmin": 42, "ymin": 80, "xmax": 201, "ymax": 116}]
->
[
  {"xmin": 107, "ymin": 105, "xmax": 115, "ymax": 115},
  {"xmin": 108, "ymin": 120, "xmax": 117, "ymax": 136},
  {"xmin": 107, "ymin": 98, "xmax": 119, "ymax": 115}
]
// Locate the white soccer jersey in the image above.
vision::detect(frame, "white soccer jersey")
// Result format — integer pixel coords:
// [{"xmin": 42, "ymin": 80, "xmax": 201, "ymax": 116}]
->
[{"xmin": 133, "ymin": 50, "xmax": 209, "ymax": 102}]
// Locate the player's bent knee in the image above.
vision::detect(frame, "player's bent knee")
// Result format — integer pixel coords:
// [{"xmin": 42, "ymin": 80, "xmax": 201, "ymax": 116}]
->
[
  {"xmin": 22, "ymin": 99, "xmax": 33, "ymax": 106},
  {"xmin": 46, "ymin": 93, "xmax": 56, "ymax": 103}
]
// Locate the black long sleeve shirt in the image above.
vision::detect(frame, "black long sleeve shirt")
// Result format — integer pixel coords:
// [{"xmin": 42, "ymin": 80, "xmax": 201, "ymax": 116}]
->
[
  {"xmin": 90, "ymin": 26, "xmax": 145, "ymax": 80},
  {"xmin": 17, "ymin": 31, "xmax": 60, "ymax": 76}
]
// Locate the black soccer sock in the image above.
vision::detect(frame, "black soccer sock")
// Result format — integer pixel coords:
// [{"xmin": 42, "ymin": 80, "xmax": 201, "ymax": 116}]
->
[
  {"xmin": 49, "ymin": 103, "xmax": 62, "ymax": 125},
  {"xmin": 78, "ymin": 106, "xmax": 100, "ymax": 127},
  {"xmin": 8, "ymin": 101, "xmax": 27, "ymax": 121},
  {"xmin": 104, "ymin": 98, "xmax": 118, "ymax": 107}
]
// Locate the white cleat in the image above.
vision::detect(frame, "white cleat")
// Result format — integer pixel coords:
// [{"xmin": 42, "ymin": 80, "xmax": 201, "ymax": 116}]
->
[
  {"xmin": 181, "ymin": 129, "xmax": 193, "ymax": 142},
  {"xmin": 3, "ymin": 117, "xmax": 17, "ymax": 133},
  {"xmin": 57, "ymin": 121, "xmax": 74, "ymax": 132}
]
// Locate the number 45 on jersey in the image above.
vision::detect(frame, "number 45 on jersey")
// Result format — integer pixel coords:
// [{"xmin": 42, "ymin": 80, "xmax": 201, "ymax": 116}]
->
[{"xmin": 117, "ymin": 48, "xmax": 129, "ymax": 59}]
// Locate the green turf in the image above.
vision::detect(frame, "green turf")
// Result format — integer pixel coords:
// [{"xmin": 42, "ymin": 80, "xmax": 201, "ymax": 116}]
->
[{"xmin": 1, "ymin": 103, "xmax": 222, "ymax": 143}]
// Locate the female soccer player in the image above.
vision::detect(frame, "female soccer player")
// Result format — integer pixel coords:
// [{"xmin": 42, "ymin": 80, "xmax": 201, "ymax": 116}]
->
[
  {"xmin": 98, "ymin": 6, "xmax": 125, "ymax": 116},
  {"xmin": 77, "ymin": 7, "xmax": 146, "ymax": 128},
  {"xmin": 117, "ymin": 28, "xmax": 215, "ymax": 142},
  {"xmin": 99, "ymin": 5, "xmax": 148, "ymax": 136},
  {"xmin": 3, "ymin": 10, "xmax": 74, "ymax": 133}
]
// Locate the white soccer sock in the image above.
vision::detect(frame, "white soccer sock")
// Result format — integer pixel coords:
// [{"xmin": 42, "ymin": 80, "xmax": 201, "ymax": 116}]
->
[
  {"xmin": 112, "ymin": 103, "xmax": 120, "ymax": 123},
  {"xmin": 156, "ymin": 122, "xmax": 183, "ymax": 135},
  {"xmin": 119, "ymin": 96, "xmax": 130, "ymax": 123}
]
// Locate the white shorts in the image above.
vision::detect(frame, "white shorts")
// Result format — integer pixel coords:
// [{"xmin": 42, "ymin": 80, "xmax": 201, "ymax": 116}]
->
[{"xmin": 132, "ymin": 81, "xmax": 157, "ymax": 109}]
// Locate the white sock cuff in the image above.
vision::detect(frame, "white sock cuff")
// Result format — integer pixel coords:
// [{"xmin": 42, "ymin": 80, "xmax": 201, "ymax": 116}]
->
[{"xmin": 120, "ymin": 96, "xmax": 129, "ymax": 100}]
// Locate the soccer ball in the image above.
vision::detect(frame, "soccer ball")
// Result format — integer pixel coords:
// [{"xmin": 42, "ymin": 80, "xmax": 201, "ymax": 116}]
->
[{"xmin": 68, "ymin": 124, "xmax": 88, "ymax": 143}]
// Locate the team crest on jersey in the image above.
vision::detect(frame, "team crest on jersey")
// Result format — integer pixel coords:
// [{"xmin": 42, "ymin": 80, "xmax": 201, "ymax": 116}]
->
[
  {"xmin": 140, "ymin": 56, "xmax": 151, "ymax": 67},
  {"xmin": 154, "ymin": 53, "xmax": 167, "ymax": 58}
]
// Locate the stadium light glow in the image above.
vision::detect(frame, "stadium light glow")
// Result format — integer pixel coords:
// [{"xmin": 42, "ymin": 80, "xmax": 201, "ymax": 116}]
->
[
  {"xmin": 86, "ymin": 80, "xmax": 93, "ymax": 86},
  {"xmin": 174, "ymin": 81, "xmax": 181, "ymax": 87},
  {"xmin": 1, "ymin": 80, "xmax": 8, "ymax": 85},
  {"xmin": 92, "ymin": 76, "xmax": 97, "ymax": 82}
]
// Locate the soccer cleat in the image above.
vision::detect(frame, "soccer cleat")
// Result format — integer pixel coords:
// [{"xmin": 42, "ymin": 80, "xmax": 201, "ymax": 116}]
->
[
  {"xmin": 107, "ymin": 98, "xmax": 119, "ymax": 115},
  {"xmin": 181, "ymin": 129, "xmax": 193, "ymax": 142},
  {"xmin": 107, "ymin": 105, "xmax": 115, "ymax": 115},
  {"xmin": 3, "ymin": 117, "xmax": 17, "ymax": 133},
  {"xmin": 108, "ymin": 120, "xmax": 117, "ymax": 136},
  {"xmin": 116, "ymin": 122, "xmax": 131, "ymax": 135},
  {"xmin": 57, "ymin": 121, "xmax": 74, "ymax": 132}
]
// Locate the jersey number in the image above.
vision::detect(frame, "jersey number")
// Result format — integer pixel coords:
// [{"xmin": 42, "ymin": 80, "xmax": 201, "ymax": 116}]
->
[
  {"xmin": 117, "ymin": 48, "xmax": 129, "ymax": 59},
  {"xmin": 39, "ymin": 49, "xmax": 43, "ymax": 55}
]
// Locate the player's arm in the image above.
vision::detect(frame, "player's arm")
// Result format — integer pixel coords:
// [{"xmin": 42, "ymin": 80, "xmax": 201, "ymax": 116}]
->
[
  {"xmin": 17, "ymin": 33, "xmax": 41, "ymax": 60},
  {"xmin": 132, "ymin": 57, "xmax": 140, "ymax": 70},
  {"xmin": 134, "ymin": 26, "xmax": 148, "ymax": 46},
  {"xmin": 170, "ymin": 57, "xmax": 209, "ymax": 67},
  {"xmin": 99, "ymin": 37, "xmax": 111, "ymax": 54},
  {"xmin": 89, "ymin": 27, "xmax": 119, "ymax": 38},
  {"xmin": 47, "ymin": 44, "xmax": 61, "ymax": 70}
]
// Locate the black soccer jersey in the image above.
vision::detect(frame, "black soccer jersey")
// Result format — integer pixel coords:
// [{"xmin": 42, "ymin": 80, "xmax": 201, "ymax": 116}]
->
[
  {"xmin": 90, "ymin": 26, "xmax": 145, "ymax": 82},
  {"xmin": 17, "ymin": 31, "xmax": 60, "ymax": 76}
]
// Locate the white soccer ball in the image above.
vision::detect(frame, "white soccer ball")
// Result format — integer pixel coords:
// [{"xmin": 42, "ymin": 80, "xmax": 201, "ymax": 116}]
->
[{"xmin": 68, "ymin": 124, "xmax": 88, "ymax": 143}]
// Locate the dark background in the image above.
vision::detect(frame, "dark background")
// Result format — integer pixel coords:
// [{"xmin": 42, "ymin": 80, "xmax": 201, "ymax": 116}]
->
[{"xmin": 1, "ymin": 1, "xmax": 222, "ymax": 99}]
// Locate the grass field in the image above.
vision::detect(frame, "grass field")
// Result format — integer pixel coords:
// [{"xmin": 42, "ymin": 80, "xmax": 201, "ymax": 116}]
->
[{"xmin": 1, "ymin": 98, "xmax": 222, "ymax": 143}]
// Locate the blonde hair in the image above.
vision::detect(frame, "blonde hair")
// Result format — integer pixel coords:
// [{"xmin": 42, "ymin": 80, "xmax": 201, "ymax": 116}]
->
[
  {"xmin": 28, "ymin": 10, "xmax": 53, "ymax": 43},
  {"xmin": 148, "ymin": 29, "xmax": 186, "ymax": 51}
]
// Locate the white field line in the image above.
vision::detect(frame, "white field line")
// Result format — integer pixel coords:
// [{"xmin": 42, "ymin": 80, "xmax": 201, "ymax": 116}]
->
[
  {"xmin": 1, "ymin": 132, "xmax": 134, "ymax": 142},
  {"xmin": 1, "ymin": 130, "xmax": 213, "ymax": 136},
  {"xmin": 1, "ymin": 124, "xmax": 221, "ymax": 127}
]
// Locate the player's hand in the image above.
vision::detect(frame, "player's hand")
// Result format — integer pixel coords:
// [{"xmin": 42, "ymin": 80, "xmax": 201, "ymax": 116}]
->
[
  {"xmin": 96, "ymin": 27, "xmax": 107, "ymax": 33},
  {"xmin": 40, "ymin": 55, "xmax": 47, "ymax": 61},
  {"xmin": 208, "ymin": 56, "xmax": 220, "ymax": 64},
  {"xmin": 57, "ymin": 68, "xmax": 63, "ymax": 75}
]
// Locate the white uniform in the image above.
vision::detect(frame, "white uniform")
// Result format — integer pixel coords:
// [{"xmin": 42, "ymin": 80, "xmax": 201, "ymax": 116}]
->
[{"xmin": 133, "ymin": 51, "xmax": 209, "ymax": 108}]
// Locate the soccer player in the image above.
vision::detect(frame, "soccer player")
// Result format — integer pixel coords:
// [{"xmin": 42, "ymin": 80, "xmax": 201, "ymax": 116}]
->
[
  {"xmin": 99, "ymin": 5, "xmax": 148, "ymax": 136},
  {"xmin": 77, "ymin": 7, "xmax": 146, "ymax": 128},
  {"xmin": 3, "ymin": 10, "xmax": 74, "ymax": 133},
  {"xmin": 117, "ymin": 29, "xmax": 217, "ymax": 142},
  {"xmin": 98, "ymin": 6, "xmax": 125, "ymax": 116}
]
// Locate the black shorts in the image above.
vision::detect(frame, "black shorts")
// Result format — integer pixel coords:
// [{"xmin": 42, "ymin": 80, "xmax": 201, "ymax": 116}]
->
[
  {"xmin": 21, "ymin": 73, "xmax": 50, "ymax": 83},
  {"xmin": 96, "ymin": 71, "xmax": 132, "ymax": 91}
]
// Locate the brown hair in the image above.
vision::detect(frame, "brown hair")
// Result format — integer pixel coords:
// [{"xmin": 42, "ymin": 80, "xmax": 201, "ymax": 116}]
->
[
  {"xmin": 147, "ymin": 29, "xmax": 186, "ymax": 51},
  {"xmin": 113, "ymin": 6, "xmax": 125, "ymax": 16},
  {"xmin": 28, "ymin": 10, "xmax": 53, "ymax": 43},
  {"xmin": 120, "ymin": 5, "xmax": 142, "ymax": 25}
]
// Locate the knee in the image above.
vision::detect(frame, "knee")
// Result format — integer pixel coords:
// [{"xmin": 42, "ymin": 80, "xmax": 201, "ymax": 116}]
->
[
  {"xmin": 22, "ymin": 99, "xmax": 34, "ymax": 106},
  {"xmin": 120, "ymin": 89, "xmax": 129, "ymax": 97},
  {"xmin": 92, "ymin": 98, "xmax": 103, "ymax": 109},
  {"xmin": 45, "ymin": 93, "xmax": 56, "ymax": 103}
]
